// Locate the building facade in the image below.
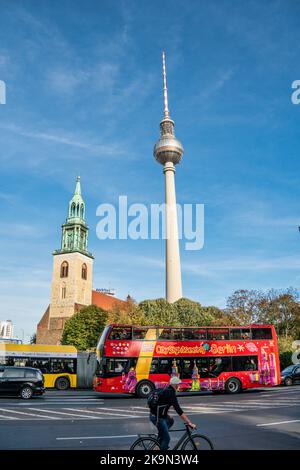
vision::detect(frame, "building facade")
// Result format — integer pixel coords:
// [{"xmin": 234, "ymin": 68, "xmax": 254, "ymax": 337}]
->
[{"xmin": 0, "ymin": 320, "xmax": 14, "ymax": 339}]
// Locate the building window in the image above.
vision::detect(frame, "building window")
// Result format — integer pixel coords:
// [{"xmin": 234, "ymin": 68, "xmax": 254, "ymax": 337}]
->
[
  {"xmin": 71, "ymin": 203, "xmax": 76, "ymax": 217},
  {"xmin": 61, "ymin": 286, "xmax": 66, "ymax": 299},
  {"xmin": 82, "ymin": 263, "xmax": 87, "ymax": 280},
  {"xmin": 60, "ymin": 261, "xmax": 68, "ymax": 278}
]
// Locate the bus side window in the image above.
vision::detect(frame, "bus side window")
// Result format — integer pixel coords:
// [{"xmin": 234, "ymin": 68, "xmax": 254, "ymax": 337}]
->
[
  {"xmin": 209, "ymin": 357, "xmax": 231, "ymax": 376},
  {"xmin": 252, "ymin": 328, "xmax": 272, "ymax": 340},
  {"xmin": 158, "ymin": 329, "xmax": 173, "ymax": 340},
  {"xmin": 35, "ymin": 359, "xmax": 51, "ymax": 374},
  {"xmin": 106, "ymin": 358, "xmax": 130, "ymax": 375},
  {"xmin": 158, "ymin": 329, "xmax": 182, "ymax": 340},
  {"xmin": 150, "ymin": 358, "xmax": 159, "ymax": 374},
  {"xmin": 110, "ymin": 327, "xmax": 132, "ymax": 340},
  {"xmin": 195, "ymin": 358, "xmax": 209, "ymax": 378},
  {"xmin": 232, "ymin": 356, "xmax": 258, "ymax": 371},
  {"xmin": 129, "ymin": 358, "xmax": 137, "ymax": 370},
  {"xmin": 50, "ymin": 359, "xmax": 75, "ymax": 374},
  {"xmin": 182, "ymin": 329, "xmax": 207, "ymax": 340},
  {"xmin": 158, "ymin": 358, "xmax": 172, "ymax": 374},
  {"xmin": 181, "ymin": 358, "xmax": 194, "ymax": 378},
  {"xmin": 207, "ymin": 329, "xmax": 229, "ymax": 340},
  {"xmin": 133, "ymin": 327, "xmax": 150, "ymax": 340}
]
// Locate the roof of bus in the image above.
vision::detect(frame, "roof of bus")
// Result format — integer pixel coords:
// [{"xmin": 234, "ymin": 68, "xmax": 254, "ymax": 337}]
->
[
  {"xmin": 107, "ymin": 324, "xmax": 274, "ymax": 329},
  {"xmin": 0, "ymin": 344, "xmax": 77, "ymax": 352}
]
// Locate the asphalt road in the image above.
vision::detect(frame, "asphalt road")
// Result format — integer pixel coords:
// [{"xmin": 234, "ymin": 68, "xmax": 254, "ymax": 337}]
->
[{"xmin": 0, "ymin": 386, "xmax": 299, "ymax": 450}]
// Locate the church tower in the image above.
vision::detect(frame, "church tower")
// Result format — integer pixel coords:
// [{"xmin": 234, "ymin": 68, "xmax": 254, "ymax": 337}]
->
[
  {"xmin": 50, "ymin": 176, "xmax": 94, "ymax": 320},
  {"xmin": 37, "ymin": 177, "xmax": 94, "ymax": 344}
]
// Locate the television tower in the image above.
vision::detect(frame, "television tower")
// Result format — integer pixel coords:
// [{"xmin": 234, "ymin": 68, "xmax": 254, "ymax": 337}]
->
[{"xmin": 153, "ymin": 51, "xmax": 183, "ymax": 303}]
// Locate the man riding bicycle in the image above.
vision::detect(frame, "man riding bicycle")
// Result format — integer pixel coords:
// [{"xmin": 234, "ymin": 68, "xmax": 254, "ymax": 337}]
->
[{"xmin": 149, "ymin": 376, "xmax": 196, "ymax": 450}]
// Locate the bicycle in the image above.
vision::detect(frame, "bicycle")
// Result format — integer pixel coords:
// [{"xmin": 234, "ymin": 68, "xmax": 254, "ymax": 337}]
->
[{"xmin": 130, "ymin": 423, "xmax": 214, "ymax": 450}]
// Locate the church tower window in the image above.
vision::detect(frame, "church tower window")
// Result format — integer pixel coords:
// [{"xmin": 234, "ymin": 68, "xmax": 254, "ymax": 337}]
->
[
  {"xmin": 60, "ymin": 261, "xmax": 69, "ymax": 278},
  {"xmin": 82, "ymin": 263, "xmax": 87, "ymax": 280},
  {"xmin": 61, "ymin": 285, "xmax": 66, "ymax": 299}
]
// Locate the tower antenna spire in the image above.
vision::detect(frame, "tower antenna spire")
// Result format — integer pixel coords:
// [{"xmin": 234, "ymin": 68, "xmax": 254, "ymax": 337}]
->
[{"xmin": 162, "ymin": 50, "xmax": 169, "ymax": 118}]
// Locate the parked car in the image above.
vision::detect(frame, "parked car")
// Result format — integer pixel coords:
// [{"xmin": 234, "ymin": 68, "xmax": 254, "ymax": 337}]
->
[
  {"xmin": 281, "ymin": 364, "xmax": 300, "ymax": 386},
  {"xmin": 0, "ymin": 366, "xmax": 45, "ymax": 399}
]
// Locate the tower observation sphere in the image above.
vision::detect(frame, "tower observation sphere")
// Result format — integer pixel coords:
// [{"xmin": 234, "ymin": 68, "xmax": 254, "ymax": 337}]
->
[{"xmin": 153, "ymin": 52, "xmax": 184, "ymax": 166}]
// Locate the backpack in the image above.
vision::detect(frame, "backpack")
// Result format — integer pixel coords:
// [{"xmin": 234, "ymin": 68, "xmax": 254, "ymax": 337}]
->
[{"xmin": 147, "ymin": 387, "xmax": 166, "ymax": 414}]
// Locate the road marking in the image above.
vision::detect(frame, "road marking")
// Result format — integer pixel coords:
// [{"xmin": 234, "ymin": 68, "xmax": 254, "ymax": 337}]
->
[
  {"xmin": 0, "ymin": 408, "xmax": 60, "ymax": 420},
  {"xmin": 94, "ymin": 406, "xmax": 149, "ymax": 414},
  {"xmin": 256, "ymin": 420, "xmax": 300, "ymax": 427},
  {"xmin": 63, "ymin": 408, "xmax": 143, "ymax": 419},
  {"xmin": 26, "ymin": 408, "xmax": 99, "ymax": 419},
  {"xmin": 56, "ymin": 434, "xmax": 138, "ymax": 441},
  {"xmin": 0, "ymin": 414, "xmax": 19, "ymax": 420},
  {"xmin": 15, "ymin": 400, "xmax": 104, "ymax": 406}
]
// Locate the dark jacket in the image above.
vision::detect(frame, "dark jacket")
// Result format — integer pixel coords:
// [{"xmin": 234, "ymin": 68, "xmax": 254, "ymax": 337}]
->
[{"xmin": 152, "ymin": 385, "xmax": 184, "ymax": 418}]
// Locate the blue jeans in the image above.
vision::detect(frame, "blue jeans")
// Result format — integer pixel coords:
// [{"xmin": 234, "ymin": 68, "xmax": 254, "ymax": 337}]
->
[{"xmin": 150, "ymin": 414, "xmax": 174, "ymax": 450}]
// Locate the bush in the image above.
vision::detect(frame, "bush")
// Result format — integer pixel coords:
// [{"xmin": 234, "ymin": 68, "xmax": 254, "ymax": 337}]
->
[
  {"xmin": 279, "ymin": 351, "xmax": 293, "ymax": 370},
  {"xmin": 61, "ymin": 305, "xmax": 108, "ymax": 350}
]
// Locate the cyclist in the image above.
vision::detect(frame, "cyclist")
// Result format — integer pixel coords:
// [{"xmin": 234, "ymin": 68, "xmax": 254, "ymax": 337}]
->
[{"xmin": 149, "ymin": 376, "xmax": 196, "ymax": 450}]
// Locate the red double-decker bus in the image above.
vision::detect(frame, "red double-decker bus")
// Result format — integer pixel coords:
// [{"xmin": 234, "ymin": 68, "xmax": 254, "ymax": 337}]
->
[{"xmin": 93, "ymin": 324, "xmax": 280, "ymax": 398}]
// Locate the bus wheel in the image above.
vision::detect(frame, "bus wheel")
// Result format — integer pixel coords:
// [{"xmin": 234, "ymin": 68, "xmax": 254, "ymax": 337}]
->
[
  {"xmin": 55, "ymin": 377, "xmax": 70, "ymax": 390},
  {"xmin": 136, "ymin": 380, "xmax": 154, "ymax": 398},
  {"xmin": 225, "ymin": 378, "xmax": 241, "ymax": 394}
]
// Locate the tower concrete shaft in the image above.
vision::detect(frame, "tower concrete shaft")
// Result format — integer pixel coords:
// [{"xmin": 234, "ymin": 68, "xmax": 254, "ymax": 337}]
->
[
  {"xmin": 153, "ymin": 52, "xmax": 184, "ymax": 303},
  {"xmin": 164, "ymin": 162, "xmax": 182, "ymax": 302}
]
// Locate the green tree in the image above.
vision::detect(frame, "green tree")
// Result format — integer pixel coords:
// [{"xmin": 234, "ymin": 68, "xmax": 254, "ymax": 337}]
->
[
  {"xmin": 206, "ymin": 306, "xmax": 236, "ymax": 326},
  {"xmin": 61, "ymin": 305, "xmax": 108, "ymax": 350},
  {"xmin": 138, "ymin": 298, "xmax": 179, "ymax": 326},
  {"xmin": 226, "ymin": 289, "xmax": 263, "ymax": 324},
  {"xmin": 108, "ymin": 297, "xmax": 146, "ymax": 325},
  {"xmin": 277, "ymin": 336, "xmax": 295, "ymax": 369},
  {"xmin": 173, "ymin": 298, "xmax": 214, "ymax": 326},
  {"xmin": 259, "ymin": 288, "xmax": 300, "ymax": 339},
  {"xmin": 30, "ymin": 333, "xmax": 36, "ymax": 344}
]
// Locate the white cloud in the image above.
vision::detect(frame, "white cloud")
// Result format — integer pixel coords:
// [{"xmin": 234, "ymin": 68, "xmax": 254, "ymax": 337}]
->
[
  {"xmin": 47, "ymin": 68, "xmax": 89, "ymax": 95},
  {"xmin": 0, "ymin": 122, "xmax": 125, "ymax": 156},
  {"xmin": 0, "ymin": 222, "xmax": 44, "ymax": 238},
  {"xmin": 183, "ymin": 254, "xmax": 300, "ymax": 277}
]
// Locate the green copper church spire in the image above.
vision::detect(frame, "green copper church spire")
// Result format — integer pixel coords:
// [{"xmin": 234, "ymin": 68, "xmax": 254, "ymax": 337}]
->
[
  {"xmin": 53, "ymin": 176, "xmax": 93, "ymax": 258},
  {"xmin": 67, "ymin": 176, "xmax": 85, "ymax": 223}
]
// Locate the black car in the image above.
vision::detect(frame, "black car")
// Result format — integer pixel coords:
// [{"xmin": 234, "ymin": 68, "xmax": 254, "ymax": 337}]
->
[
  {"xmin": 281, "ymin": 364, "xmax": 300, "ymax": 386},
  {"xmin": 0, "ymin": 366, "xmax": 45, "ymax": 399}
]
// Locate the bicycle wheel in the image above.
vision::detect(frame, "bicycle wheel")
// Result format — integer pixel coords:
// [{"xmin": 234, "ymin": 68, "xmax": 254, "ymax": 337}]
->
[
  {"xmin": 130, "ymin": 437, "xmax": 161, "ymax": 450},
  {"xmin": 181, "ymin": 434, "xmax": 214, "ymax": 450}
]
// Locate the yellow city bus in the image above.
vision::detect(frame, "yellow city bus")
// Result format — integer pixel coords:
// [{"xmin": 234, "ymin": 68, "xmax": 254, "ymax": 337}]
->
[{"xmin": 0, "ymin": 343, "xmax": 77, "ymax": 389}]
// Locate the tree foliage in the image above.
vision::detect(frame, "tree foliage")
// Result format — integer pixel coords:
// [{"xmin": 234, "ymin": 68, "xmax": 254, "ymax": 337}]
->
[
  {"xmin": 108, "ymin": 297, "xmax": 146, "ymax": 325},
  {"xmin": 226, "ymin": 288, "xmax": 300, "ymax": 338},
  {"xmin": 61, "ymin": 304, "xmax": 108, "ymax": 350},
  {"xmin": 173, "ymin": 298, "xmax": 213, "ymax": 326},
  {"xmin": 226, "ymin": 289, "xmax": 263, "ymax": 324},
  {"xmin": 138, "ymin": 298, "xmax": 178, "ymax": 326},
  {"xmin": 258, "ymin": 288, "xmax": 300, "ymax": 338},
  {"xmin": 30, "ymin": 333, "xmax": 36, "ymax": 344}
]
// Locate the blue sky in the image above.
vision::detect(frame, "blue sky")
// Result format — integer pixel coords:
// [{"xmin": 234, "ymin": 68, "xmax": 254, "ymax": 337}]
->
[{"xmin": 0, "ymin": 0, "xmax": 300, "ymax": 340}]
